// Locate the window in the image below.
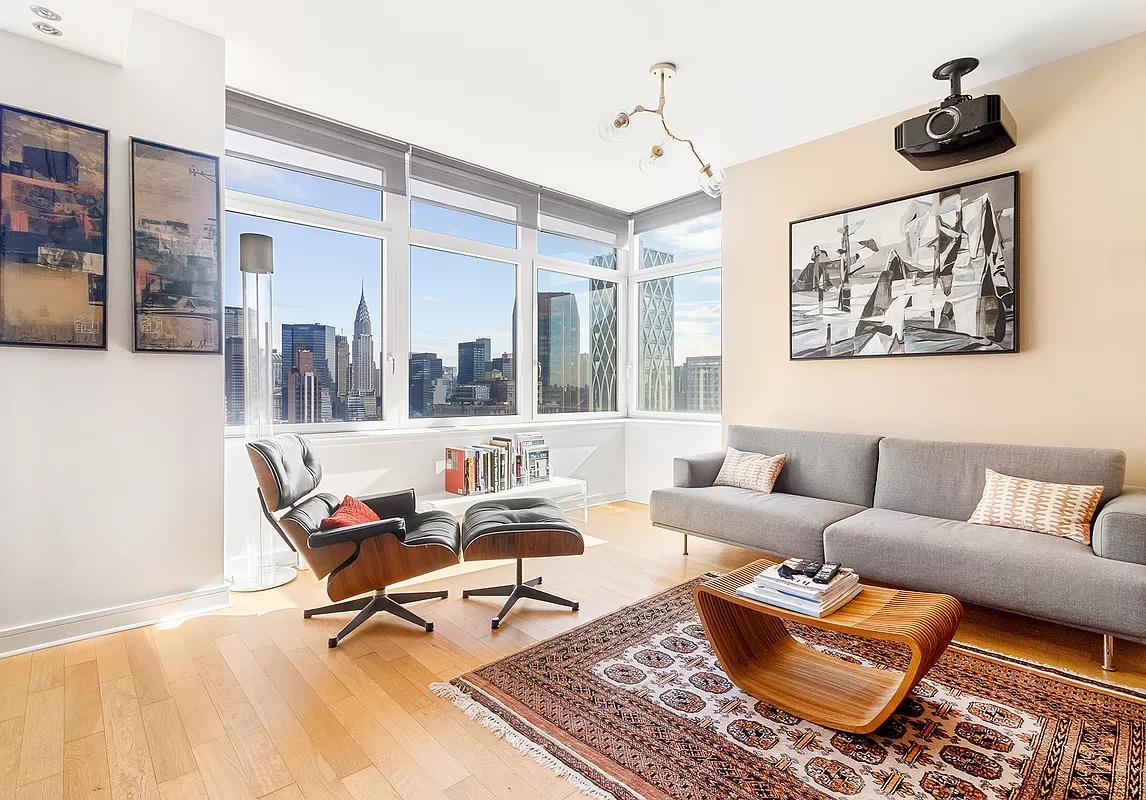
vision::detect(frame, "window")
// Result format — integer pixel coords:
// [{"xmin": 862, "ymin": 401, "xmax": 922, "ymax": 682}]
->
[
  {"xmin": 639, "ymin": 210, "xmax": 721, "ymax": 268},
  {"xmin": 636, "ymin": 268, "xmax": 721, "ymax": 414},
  {"xmin": 538, "ymin": 231, "xmax": 617, "ymax": 268},
  {"xmin": 410, "ymin": 199, "xmax": 517, "ymax": 248},
  {"xmin": 408, "ymin": 245, "xmax": 517, "ymax": 418},
  {"xmin": 223, "ymin": 213, "xmax": 384, "ymax": 426},
  {"xmin": 536, "ymin": 270, "xmax": 618, "ymax": 414},
  {"xmin": 225, "ymin": 157, "xmax": 384, "ymax": 220}
]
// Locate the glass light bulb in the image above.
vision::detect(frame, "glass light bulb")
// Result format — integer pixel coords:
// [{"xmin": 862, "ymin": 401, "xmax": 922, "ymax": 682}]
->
[
  {"xmin": 598, "ymin": 111, "xmax": 631, "ymax": 143},
  {"xmin": 698, "ymin": 164, "xmax": 726, "ymax": 198},
  {"xmin": 638, "ymin": 143, "xmax": 665, "ymax": 175}
]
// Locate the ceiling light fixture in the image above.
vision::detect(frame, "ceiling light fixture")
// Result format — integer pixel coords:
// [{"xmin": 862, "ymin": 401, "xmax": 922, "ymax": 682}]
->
[
  {"xmin": 599, "ymin": 62, "xmax": 725, "ymax": 198},
  {"xmin": 33, "ymin": 20, "xmax": 62, "ymax": 36},
  {"xmin": 30, "ymin": 5, "xmax": 62, "ymax": 21}
]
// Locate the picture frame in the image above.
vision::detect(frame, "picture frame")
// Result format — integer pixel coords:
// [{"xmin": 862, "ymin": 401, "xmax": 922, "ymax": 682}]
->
[
  {"xmin": 0, "ymin": 105, "xmax": 109, "ymax": 349},
  {"xmin": 131, "ymin": 137, "xmax": 222, "ymax": 353},
  {"xmin": 789, "ymin": 171, "xmax": 1019, "ymax": 361}
]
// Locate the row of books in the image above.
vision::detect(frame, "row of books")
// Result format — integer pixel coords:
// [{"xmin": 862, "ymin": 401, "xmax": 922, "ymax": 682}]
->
[
  {"xmin": 735, "ymin": 559, "xmax": 861, "ymax": 618},
  {"xmin": 443, "ymin": 432, "xmax": 551, "ymax": 496}
]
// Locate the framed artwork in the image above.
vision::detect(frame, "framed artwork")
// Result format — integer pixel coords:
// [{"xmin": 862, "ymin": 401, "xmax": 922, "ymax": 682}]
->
[
  {"xmin": 0, "ymin": 105, "xmax": 108, "ymax": 348},
  {"xmin": 131, "ymin": 138, "xmax": 222, "ymax": 353},
  {"xmin": 789, "ymin": 171, "xmax": 1018, "ymax": 360}
]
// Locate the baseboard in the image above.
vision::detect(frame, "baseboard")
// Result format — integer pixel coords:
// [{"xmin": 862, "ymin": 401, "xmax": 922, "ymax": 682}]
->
[{"xmin": 0, "ymin": 585, "xmax": 231, "ymax": 658}]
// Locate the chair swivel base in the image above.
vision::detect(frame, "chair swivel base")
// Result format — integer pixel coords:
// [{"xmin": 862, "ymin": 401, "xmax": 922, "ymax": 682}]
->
[
  {"xmin": 304, "ymin": 589, "xmax": 448, "ymax": 647},
  {"xmin": 462, "ymin": 560, "xmax": 578, "ymax": 629}
]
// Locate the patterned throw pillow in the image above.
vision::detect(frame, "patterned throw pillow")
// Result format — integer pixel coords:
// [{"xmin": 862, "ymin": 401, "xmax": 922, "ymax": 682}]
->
[
  {"xmin": 713, "ymin": 447, "xmax": 786, "ymax": 493},
  {"xmin": 320, "ymin": 495, "xmax": 380, "ymax": 530},
  {"xmin": 968, "ymin": 468, "xmax": 1104, "ymax": 544}
]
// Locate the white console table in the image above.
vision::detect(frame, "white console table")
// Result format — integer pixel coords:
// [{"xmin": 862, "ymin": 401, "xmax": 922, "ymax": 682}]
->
[{"xmin": 423, "ymin": 475, "xmax": 589, "ymax": 522}]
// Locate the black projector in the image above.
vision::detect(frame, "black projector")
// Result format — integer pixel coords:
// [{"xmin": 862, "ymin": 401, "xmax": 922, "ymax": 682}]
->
[{"xmin": 895, "ymin": 58, "xmax": 1015, "ymax": 171}]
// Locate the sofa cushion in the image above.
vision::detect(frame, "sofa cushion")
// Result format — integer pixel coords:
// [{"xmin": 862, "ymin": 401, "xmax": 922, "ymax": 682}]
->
[
  {"xmin": 823, "ymin": 508, "xmax": 1146, "ymax": 641},
  {"xmin": 874, "ymin": 438, "xmax": 1125, "ymax": 521},
  {"xmin": 714, "ymin": 448, "xmax": 785, "ymax": 493},
  {"xmin": 968, "ymin": 468, "xmax": 1104, "ymax": 544},
  {"xmin": 650, "ymin": 485, "xmax": 865, "ymax": 561},
  {"xmin": 726, "ymin": 426, "xmax": 881, "ymax": 506}
]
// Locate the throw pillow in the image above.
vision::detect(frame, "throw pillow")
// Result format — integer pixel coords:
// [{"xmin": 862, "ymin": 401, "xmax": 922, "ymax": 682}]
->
[
  {"xmin": 320, "ymin": 495, "xmax": 380, "ymax": 530},
  {"xmin": 968, "ymin": 468, "xmax": 1104, "ymax": 545},
  {"xmin": 713, "ymin": 447, "xmax": 786, "ymax": 493}
]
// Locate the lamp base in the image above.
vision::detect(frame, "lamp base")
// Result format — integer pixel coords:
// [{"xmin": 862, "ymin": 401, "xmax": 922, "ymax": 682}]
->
[{"xmin": 229, "ymin": 565, "xmax": 297, "ymax": 592}]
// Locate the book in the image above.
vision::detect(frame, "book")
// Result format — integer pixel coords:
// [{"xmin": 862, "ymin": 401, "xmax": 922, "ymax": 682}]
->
[
  {"xmin": 735, "ymin": 582, "xmax": 862, "ymax": 618},
  {"xmin": 523, "ymin": 443, "xmax": 550, "ymax": 484},
  {"xmin": 444, "ymin": 447, "xmax": 468, "ymax": 495}
]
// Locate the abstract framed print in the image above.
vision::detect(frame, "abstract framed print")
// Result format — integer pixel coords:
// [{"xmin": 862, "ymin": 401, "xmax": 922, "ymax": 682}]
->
[
  {"xmin": 0, "ymin": 106, "xmax": 108, "ymax": 348},
  {"xmin": 789, "ymin": 171, "xmax": 1018, "ymax": 360},
  {"xmin": 131, "ymin": 138, "xmax": 222, "ymax": 353}
]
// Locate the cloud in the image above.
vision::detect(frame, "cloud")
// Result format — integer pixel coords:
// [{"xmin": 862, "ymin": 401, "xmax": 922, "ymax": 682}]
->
[
  {"xmin": 227, "ymin": 158, "xmax": 311, "ymax": 203},
  {"xmin": 643, "ymin": 213, "xmax": 721, "ymax": 260}
]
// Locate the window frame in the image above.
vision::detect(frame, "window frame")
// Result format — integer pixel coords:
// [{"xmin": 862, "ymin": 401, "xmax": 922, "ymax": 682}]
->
[
  {"xmin": 532, "ymin": 247, "xmax": 627, "ymax": 422},
  {"xmin": 223, "ymin": 128, "xmax": 721, "ymax": 438},
  {"xmin": 627, "ymin": 235, "xmax": 722, "ymax": 421},
  {"xmin": 223, "ymin": 146, "xmax": 396, "ymax": 437}
]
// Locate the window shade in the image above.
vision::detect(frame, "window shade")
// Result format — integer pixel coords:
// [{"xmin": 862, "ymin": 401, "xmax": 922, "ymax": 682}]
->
[
  {"xmin": 225, "ymin": 90, "xmax": 409, "ymax": 195},
  {"xmin": 632, "ymin": 191, "xmax": 721, "ymax": 234},
  {"xmin": 410, "ymin": 149, "xmax": 539, "ymax": 229},
  {"xmin": 539, "ymin": 189, "xmax": 630, "ymax": 246}
]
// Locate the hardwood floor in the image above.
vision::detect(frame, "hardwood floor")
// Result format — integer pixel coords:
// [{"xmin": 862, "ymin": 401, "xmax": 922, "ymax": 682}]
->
[{"xmin": 1, "ymin": 501, "xmax": 1142, "ymax": 799}]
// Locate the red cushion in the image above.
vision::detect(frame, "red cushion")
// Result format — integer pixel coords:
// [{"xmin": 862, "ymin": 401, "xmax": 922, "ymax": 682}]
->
[{"xmin": 319, "ymin": 495, "xmax": 380, "ymax": 530}]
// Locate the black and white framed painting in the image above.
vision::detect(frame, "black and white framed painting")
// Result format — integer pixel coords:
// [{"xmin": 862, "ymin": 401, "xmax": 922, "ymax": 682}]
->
[
  {"xmin": 131, "ymin": 138, "xmax": 222, "ymax": 353},
  {"xmin": 0, "ymin": 105, "xmax": 108, "ymax": 348},
  {"xmin": 790, "ymin": 172, "xmax": 1018, "ymax": 360}
]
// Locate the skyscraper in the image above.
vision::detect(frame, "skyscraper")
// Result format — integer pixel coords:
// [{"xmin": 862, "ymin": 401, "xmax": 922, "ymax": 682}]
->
[
  {"xmin": 537, "ymin": 292, "xmax": 581, "ymax": 412},
  {"xmin": 683, "ymin": 355, "xmax": 722, "ymax": 413},
  {"xmin": 351, "ymin": 285, "xmax": 376, "ymax": 395},
  {"xmin": 223, "ymin": 306, "xmax": 244, "ymax": 425},
  {"xmin": 281, "ymin": 323, "xmax": 335, "ymax": 415},
  {"xmin": 590, "ymin": 279, "xmax": 618, "ymax": 412},
  {"xmin": 457, "ymin": 337, "xmax": 491, "ymax": 384},
  {"xmin": 287, "ymin": 349, "xmax": 319, "ymax": 423},
  {"xmin": 640, "ymin": 274, "xmax": 675, "ymax": 411},
  {"xmin": 335, "ymin": 334, "xmax": 350, "ymax": 416},
  {"xmin": 408, "ymin": 352, "xmax": 444, "ymax": 418}
]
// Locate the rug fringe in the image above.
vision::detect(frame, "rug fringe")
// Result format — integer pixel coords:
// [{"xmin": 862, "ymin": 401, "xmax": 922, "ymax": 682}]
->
[{"xmin": 431, "ymin": 681, "xmax": 620, "ymax": 800}]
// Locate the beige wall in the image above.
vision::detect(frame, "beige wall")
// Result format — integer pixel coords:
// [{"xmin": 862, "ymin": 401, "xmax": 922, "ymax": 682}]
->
[{"xmin": 723, "ymin": 32, "xmax": 1146, "ymax": 485}]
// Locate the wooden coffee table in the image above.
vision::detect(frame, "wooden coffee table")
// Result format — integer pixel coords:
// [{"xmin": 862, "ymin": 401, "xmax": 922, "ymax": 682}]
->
[{"xmin": 694, "ymin": 559, "xmax": 962, "ymax": 734}]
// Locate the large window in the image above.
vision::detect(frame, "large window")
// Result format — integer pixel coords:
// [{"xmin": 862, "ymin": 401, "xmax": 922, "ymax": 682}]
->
[
  {"xmin": 224, "ymin": 99, "xmax": 721, "ymax": 434},
  {"xmin": 634, "ymin": 209, "xmax": 721, "ymax": 415},
  {"xmin": 223, "ymin": 213, "xmax": 384, "ymax": 426},
  {"xmin": 409, "ymin": 246, "xmax": 517, "ymax": 418},
  {"xmin": 537, "ymin": 270, "xmax": 618, "ymax": 414}
]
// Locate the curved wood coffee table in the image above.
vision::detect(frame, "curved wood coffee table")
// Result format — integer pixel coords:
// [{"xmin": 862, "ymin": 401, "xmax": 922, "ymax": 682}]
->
[{"xmin": 695, "ymin": 559, "xmax": 962, "ymax": 734}]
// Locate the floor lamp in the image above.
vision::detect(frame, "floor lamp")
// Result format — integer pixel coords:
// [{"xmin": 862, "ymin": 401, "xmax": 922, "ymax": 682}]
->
[{"xmin": 230, "ymin": 232, "xmax": 297, "ymax": 592}]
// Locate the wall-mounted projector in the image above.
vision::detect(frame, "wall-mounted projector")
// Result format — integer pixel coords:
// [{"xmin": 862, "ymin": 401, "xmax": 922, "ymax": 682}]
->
[{"xmin": 895, "ymin": 58, "xmax": 1015, "ymax": 171}]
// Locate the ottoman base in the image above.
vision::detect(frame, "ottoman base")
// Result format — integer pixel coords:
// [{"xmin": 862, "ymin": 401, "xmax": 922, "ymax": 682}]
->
[{"xmin": 462, "ymin": 558, "xmax": 579, "ymax": 629}]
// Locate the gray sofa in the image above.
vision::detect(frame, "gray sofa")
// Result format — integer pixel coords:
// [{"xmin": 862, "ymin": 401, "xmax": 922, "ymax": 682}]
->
[{"xmin": 650, "ymin": 425, "xmax": 1146, "ymax": 666}]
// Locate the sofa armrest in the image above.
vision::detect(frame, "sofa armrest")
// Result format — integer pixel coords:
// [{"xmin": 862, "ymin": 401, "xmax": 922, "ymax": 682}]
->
[
  {"xmin": 308, "ymin": 517, "xmax": 405, "ymax": 548},
  {"xmin": 673, "ymin": 450, "xmax": 727, "ymax": 488},
  {"xmin": 1092, "ymin": 486, "xmax": 1146, "ymax": 565}
]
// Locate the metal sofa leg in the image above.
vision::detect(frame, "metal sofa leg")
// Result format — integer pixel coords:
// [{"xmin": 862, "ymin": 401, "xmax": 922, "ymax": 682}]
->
[
  {"xmin": 683, "ymin": 533, "xmax": 689, "ymax": 556},
  {"xmin": 1102, "ymin": 634, "xmax": 1116, "ymax": 672}
]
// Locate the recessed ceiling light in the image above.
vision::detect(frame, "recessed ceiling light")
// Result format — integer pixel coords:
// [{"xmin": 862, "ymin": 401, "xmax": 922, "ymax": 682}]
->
[
  {"xmin": 33, "ymin": 20, "xmax": 62, "ymax": 36},
  {"xmin": 30, "ymin": 5, "xmax": 62, "ymax": 22}
]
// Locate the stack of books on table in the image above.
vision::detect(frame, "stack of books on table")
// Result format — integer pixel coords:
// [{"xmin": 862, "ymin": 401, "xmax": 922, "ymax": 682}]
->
[{"xmin": 735, "ymin": 560, "xmax": 861, "ymax": 618}]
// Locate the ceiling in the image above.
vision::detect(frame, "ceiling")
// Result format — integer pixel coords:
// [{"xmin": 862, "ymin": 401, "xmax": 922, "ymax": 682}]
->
[{"xmin": 8, "ymin": 1, "xmax": 1146, "ymax": 210}]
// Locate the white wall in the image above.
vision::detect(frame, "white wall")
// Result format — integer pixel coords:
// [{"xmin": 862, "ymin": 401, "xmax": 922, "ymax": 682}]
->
[
  {"xmin": 624, "ymin": 419, "xmax": 722, "ymax": 503},
  {"xmin": 0, "ymin": 12, "xmax": 227, "ymax": 656}
]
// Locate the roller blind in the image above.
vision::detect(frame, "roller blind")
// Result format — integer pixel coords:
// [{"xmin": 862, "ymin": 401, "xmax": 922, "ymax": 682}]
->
[
  {"xmin": 632, "ymin": 191, "xmax": 721, "ymax": 234},
  {"xmin": 226, "ymin": 90, "xmax": 409, "ymax": 195},
  {"xmin": 409, "ymin": 149, "xmax": 539, "ymax": 229},
  {"xmin": 539, "ymin": 189, "xmax": 630, "ymax": 247}
]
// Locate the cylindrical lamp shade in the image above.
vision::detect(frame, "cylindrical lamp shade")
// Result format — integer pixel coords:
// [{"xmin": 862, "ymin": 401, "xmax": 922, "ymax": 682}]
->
[{"xmin": 240, "ymin": 232, "xmax": 274, "ymax": 275}]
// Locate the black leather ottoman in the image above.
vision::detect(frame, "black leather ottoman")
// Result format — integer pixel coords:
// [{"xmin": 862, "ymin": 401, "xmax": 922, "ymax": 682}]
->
[{"xmin": 460, "ymin": 497, "xmax": 584, "ymax": 629}]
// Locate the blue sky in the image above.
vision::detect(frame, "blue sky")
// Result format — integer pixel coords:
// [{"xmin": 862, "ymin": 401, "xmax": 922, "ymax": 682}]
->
[{"xmin": 224, "ymin": 159, "xmax": 721, "ymax": 368}]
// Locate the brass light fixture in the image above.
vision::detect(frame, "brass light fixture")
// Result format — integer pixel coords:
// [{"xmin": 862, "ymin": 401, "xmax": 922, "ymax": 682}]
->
[{"xmin": 599, "ymin": 62, "xmax": 725, "ymax": 198}]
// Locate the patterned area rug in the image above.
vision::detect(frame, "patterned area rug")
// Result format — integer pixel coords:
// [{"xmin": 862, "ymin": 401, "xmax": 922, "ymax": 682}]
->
[{"xmin": 434, "ymin": 576, "xmax": 1146, "ymax": 800}]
